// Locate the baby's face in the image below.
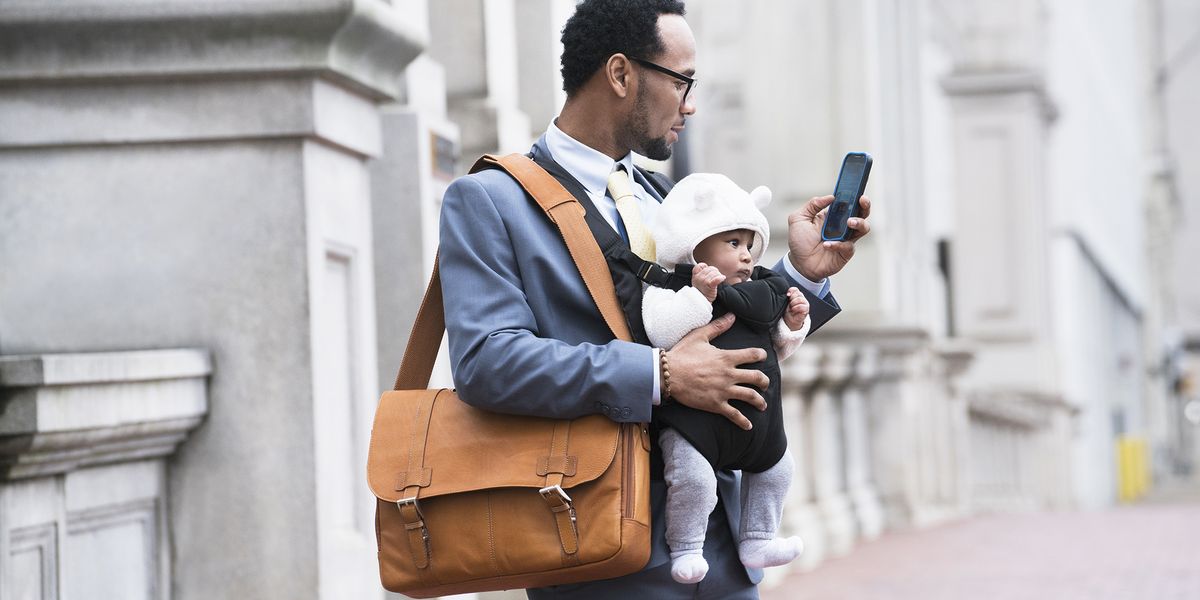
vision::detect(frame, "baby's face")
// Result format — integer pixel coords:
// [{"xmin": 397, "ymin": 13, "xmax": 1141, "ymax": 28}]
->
[{"xmin": 693, "ymin": 229, "xmax": 756, "ymax": 285}]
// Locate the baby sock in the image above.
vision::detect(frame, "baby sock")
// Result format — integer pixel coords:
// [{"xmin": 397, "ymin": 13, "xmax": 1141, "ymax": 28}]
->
[
  {"xmin": 738, "ymin": 536, "xmax": 804, "ymax": 569},
  {"xmin": 669, "ymin": 550, "xmax": 709, "ymax": 584}
]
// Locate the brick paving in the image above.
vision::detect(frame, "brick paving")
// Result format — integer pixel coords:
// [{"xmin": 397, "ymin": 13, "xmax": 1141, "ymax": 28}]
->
[{"xmin": 761, "ymin": 495, "xmax": 1200, "ymax": 600}]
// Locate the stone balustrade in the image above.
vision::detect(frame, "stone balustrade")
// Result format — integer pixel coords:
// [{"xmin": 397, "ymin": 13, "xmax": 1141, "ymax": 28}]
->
[
  {"xmin": 0, "ymin": 349, "xmax": 210, "ymax": 600},
  {"xmin": 766, "ymin": 326, "xmax": 975, "ymax": 582},
  {"xmin": 760, "ymin": 325, "xmax": 1082, "ymax": 585},
  {"xmin": 966, "ymin": 389, "xmax": 1077, "ymax": 512}
]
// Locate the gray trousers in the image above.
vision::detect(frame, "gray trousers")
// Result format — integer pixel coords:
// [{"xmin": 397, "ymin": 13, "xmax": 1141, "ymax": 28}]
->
[
  {"xmin": 524, "ymin": 490, "xmax": 758, "ymax": 599},
  {"xmin": 660, "ymin": 428, "xmax": 794, "ymax": 554}
]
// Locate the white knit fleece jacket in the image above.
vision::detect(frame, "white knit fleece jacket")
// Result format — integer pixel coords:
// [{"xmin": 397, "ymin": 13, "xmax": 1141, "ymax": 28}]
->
[{"xmin": 643, "ymin": 173, "xmax": 810, "ymax": 355}]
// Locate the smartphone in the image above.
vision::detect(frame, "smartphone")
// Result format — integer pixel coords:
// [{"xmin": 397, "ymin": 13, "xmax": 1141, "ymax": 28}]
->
[{"xmin": 821, "ymin": 152, "xmax": 873, "ymax": 242}]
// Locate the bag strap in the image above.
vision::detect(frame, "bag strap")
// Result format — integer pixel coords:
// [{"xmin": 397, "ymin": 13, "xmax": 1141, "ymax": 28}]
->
[{"xmin": 392, "ymin": 153, "xmax": 634, "ymax": 391}]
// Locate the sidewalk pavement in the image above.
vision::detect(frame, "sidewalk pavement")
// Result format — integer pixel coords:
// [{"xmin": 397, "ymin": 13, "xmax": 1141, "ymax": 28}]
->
[{"xmin": 761, "ymin": 491, "xmax": 1200, "ymax": 599}]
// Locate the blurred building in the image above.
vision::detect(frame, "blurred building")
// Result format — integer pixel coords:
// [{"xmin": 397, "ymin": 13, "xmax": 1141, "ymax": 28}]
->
[
  {"xmin": 1164, "ymin": 0, "xmax": 1200, "ymax": 477},
  {"xmin": 0, "ymin": 1, "xmax": 1194, "ymax": 599}
]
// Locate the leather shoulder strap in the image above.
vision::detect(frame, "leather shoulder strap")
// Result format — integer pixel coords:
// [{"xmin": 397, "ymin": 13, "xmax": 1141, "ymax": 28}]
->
[{"xmin": 393, "ymin": 153, "xmax": 633, "ymax": 391}]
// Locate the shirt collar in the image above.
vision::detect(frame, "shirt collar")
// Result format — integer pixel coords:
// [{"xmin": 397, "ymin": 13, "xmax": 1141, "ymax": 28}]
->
[{"xmin": 546, "ymin": 120, "xmax": 637, "ymax": 197}]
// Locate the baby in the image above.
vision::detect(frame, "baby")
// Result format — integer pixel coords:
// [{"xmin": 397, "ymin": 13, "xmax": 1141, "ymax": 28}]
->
[{"xmin": 643, "ymin": 173, "xmax": 809, "ymax": 584}]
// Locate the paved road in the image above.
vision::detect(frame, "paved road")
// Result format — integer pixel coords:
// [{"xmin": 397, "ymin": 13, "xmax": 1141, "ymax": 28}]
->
[{"xmin": 761, "ymin": 497, "xmax": 1200, "ymax": 599}]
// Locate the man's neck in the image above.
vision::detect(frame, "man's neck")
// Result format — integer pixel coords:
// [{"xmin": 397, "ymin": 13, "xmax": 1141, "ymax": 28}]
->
[{"xmin": 557, "ymin": 99, "xmax": 628, "ymax": 160}]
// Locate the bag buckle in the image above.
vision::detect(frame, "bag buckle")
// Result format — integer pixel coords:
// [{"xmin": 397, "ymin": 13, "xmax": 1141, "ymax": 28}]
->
[
  {"xmin": 538, "ymin": 484, "xmax": 572, "ymax": 507},
  {"xmin": 539, "ymin": 485, "xmax": 577, "ymax": 525},
  {"xmin": 396, "ymin": 496, "xmax": 432, "ymax": 567},
  {"xmin": 539, "ymin": 484, "xmax": 580, "ymax": 556}
]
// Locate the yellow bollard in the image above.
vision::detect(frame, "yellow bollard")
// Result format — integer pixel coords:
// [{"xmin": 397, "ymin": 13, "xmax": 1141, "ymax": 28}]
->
[{"xmin": 1115, "ymin": 436, "xmax": 1152, "ymax": 502}]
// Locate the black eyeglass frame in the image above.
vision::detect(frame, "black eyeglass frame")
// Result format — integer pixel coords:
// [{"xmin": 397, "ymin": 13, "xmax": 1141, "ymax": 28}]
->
[{"xmin": 628, "ymin": 56, "xmax": 696, "ymax": 104}]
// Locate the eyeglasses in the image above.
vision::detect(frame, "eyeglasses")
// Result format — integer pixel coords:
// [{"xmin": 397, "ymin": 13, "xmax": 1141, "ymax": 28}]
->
[{"xmin": 629, "ymin": 56, "xmax": 696, "ymax": 104}]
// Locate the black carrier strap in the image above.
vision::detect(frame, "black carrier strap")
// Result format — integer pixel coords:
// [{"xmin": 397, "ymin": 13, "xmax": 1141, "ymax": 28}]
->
[{"xmin": 526, "ymin": 147, "xmax": 688, "ymax": 344}]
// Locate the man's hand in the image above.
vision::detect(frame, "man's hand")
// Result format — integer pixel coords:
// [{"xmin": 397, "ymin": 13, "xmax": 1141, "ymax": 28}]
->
[
  {"xmin": 691, "ymin": 262, "xmax": 724, "ymax": 302},
  {"xmin": 786, "ymin": 194, "xmax": 872, "ymax": 281},
  {"xmin": 664, "ymin": 313, "xmax": 769, "ymax": 431},
  {"xmin": 782, "ymin": 287, "xmax": 809, "ymax": 331}
]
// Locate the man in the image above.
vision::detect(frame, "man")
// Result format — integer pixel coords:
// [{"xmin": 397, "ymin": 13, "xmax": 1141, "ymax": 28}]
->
[{"xmin": 438, "ymin": 0, "xmax": 871, "ymax": 597}]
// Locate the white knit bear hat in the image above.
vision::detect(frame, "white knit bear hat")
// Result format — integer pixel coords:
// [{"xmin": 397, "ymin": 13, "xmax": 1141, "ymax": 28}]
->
[{"xmin": 653, "ymin": 173, "xmax": 772, "ymax": 271}]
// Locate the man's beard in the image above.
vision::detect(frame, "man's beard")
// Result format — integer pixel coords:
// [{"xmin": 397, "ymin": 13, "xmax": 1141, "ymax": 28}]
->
[{"xmin": 631, "ymin": 88, "xmax": 673, "ymax": 161}]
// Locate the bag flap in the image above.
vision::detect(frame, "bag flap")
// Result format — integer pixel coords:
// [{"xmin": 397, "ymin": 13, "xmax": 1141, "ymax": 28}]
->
[{"xmin": 367, "ymin": 388, "xmax": 621, "ymax": 502}]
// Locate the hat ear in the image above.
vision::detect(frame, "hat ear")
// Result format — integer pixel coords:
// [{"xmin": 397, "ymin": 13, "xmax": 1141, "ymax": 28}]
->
[
  {"xmin": 749, "ymin": 185, "xmax": 772, "ymax": 210},
  {"xmin": 693, "ymin": 184, "xmax": 715, "ymax": 211}
]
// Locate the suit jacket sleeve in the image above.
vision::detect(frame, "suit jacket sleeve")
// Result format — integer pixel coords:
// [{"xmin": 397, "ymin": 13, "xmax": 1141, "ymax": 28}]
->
[
  {"xmin": 438, "ymin": 173, "xmax": 654, "ymax": 422},
  {"xmin": 771, "ymin": 256, "xmax": 841, "ymax": 334}
]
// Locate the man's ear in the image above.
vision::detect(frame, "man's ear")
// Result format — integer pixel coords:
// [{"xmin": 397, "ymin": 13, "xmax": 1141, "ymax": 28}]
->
[{"xmin": 605, "ymin": 54, "xmax": 633, "ymax": 99}]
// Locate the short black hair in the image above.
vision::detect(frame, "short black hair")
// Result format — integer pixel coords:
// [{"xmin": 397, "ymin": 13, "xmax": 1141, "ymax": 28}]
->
[{"xmin": 560, "ymin": 0, "xmax": 687, "ymax": 96}]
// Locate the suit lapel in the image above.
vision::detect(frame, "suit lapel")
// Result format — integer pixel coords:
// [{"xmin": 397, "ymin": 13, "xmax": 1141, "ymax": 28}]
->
[{"xmin": 632, "ymin": 166, "xmax": 670, "ymax": 202}]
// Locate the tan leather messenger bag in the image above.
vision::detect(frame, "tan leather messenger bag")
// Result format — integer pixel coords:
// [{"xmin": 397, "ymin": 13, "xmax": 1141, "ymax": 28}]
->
[{"xmin": 367, "ymin": 154, "xmax": 652, "ymax": 597}]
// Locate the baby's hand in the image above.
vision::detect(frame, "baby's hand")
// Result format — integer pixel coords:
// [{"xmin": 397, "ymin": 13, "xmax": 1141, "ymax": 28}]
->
[
  {"xmin": 783, "ymin": 287, "xmax": 810, "ymax": 331},
  {"xmin": 691, "ymin": 263, "xmax": 725, "ymax": 302}
]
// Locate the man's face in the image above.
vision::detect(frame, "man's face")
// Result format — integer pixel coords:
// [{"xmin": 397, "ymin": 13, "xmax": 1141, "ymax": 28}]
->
[
  {"xmin": 627, "ymin": 14, "xmax": 697, "ymax": 161},
  {"xmin": 694, "ymin": 229, "xmax": 756, "ymax": 285}
]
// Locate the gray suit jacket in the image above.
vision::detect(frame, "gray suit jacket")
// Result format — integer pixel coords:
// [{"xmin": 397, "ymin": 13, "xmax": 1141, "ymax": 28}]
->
[{"xmin": 438, "ymin": 136, "xmax": 841, "ymax": 578}]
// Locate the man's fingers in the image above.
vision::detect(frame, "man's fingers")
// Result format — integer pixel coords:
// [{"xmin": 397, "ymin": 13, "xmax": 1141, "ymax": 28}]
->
[
  {"xmin": 844, "ymin": 214, "xmax": 871, "ymax": 241},
  {"xmin": 853, "ymin": 216, "xmax": 871, "ymax": 237},
  {"xmin": 729, "ymin": 384, "xmax": 767, "ymax": 412},
  {"xmin": 733, "ymin": 366, "xmax": 770, "ymax": 394},
  {"xmin": 693, "ymin": 312, "xmax": 735, "ymax": 341},
  {"xmin": 821, "ymin": 239, "xmax": 856, "ymax": 253},
  {"xmin": 799, "ymin": 195, "xmax": 835, "ymax": 220},
  {"xmin": 857, "ymin": 195, "xmax": 871, "ymax": 219},
  {"xmin": 721, "ymin": 404, "xmax": 754, "ymax": 430},
  {"xmin": 727, "ymin": 346, "xmax": 766, "ymax": 366}
]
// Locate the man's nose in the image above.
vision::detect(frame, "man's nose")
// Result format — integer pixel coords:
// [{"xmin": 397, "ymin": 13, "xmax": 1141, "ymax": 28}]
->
[{"xmin": 681, "ymin": 94, "xmax": 696, "ymax": 115}]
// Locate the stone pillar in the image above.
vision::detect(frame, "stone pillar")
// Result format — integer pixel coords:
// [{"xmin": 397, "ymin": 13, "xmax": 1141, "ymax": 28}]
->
[
  {"xmin": 779, "ymin": 345, "xmax": 828, "ymax": 572},
  {"xmin": 514, "ymin": 0, "xmax": 573, "ymax": 135},
  {"xmin": 810, "ymin": 346, "xmax": 857, "ymax": 556},
  {"xmin": 843, "ymin": 346, "xmax": 885, "ymax": 540},
  {"xmin": 0, "ymin": 3, "xmax": 425, "ymax": 598},
  {"xmin": 935, "ymin": 342, "xmax": 975, "ymax": 511},
  {"xmin": 429, "ymin": 0, "xmax": 532, "ymax": 165},
  {"xmin": 372, "ymin": 54, "xmax": 461, "ymax": 393},
  {"xmin": 865, "ymin": 328, "xmax": 928, "ymax": 529},
  {"xmin": 0, "ymin": 349, "xmax": 210, "ymax": 600}
]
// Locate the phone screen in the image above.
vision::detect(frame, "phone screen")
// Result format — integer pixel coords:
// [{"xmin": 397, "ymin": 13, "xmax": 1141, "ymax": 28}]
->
[{"xmin": 823, "ymin": 154, "xmax": 869, "ymax": 240}]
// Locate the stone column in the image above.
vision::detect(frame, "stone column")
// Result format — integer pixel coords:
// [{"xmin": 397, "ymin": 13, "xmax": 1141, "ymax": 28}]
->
[
  {"xmin": 843, "ymin": 346, "xmax": 885, "ymax": 540},
  {"xmin": 428, "ymin": 0, "xmax": 532, "ymax": 165},
  {"xmin": 0, "ymin": 3, "xmax": 425, "ymax": 598},
  {"xmin": 810, "ymin": 345, "xmax": 857, "ymax": 556},
  {"xmin": 867, "ymin": 328, "xmax": 929, "ymax": 529},
  {"xmin": 514, "ymin": 0, "xmax": 574, "ymax": 135},
  {"xmin": 936, "ymin": 342, "xmax": 976, "ymax": 511},
  {"xmin": 779, "ymin": 345, "xmax": 828, "ymax": 571},
  {"xmin": 372, "ymin": 53, "xmax": 462, "ymax": 393}
]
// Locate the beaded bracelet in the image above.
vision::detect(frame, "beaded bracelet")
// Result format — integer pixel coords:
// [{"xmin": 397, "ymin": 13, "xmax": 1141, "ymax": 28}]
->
[{"xmin": 659, "ymin": 349, "xmax": 672, "ymax": 403}]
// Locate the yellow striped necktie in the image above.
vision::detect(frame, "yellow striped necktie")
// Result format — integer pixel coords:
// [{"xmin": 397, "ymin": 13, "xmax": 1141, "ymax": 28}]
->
[{"xmin": 607, "ymin": 167, "xmax": 656, "ymax": 262}]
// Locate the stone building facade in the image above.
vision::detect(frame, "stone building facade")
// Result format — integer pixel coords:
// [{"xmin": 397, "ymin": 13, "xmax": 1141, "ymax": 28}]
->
[{"xmin": 1, "ymin": 1, "xmax": 1193, "ymax": 599}]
